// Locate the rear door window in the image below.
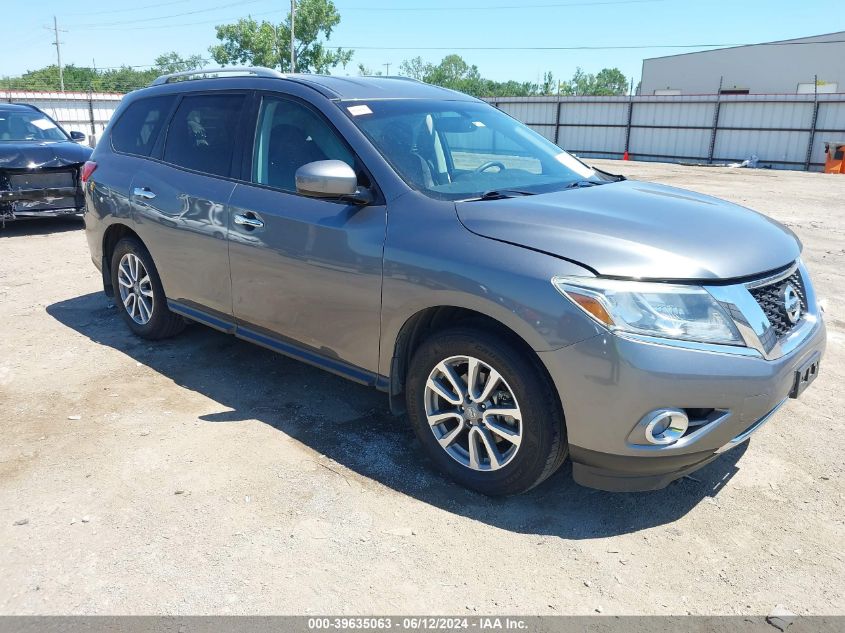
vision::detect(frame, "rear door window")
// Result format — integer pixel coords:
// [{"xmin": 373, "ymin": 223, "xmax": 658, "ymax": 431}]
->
[
  {"xmin": 110, "ymin": 96, "xmax": 175, "ymax": 156},
  {"xmin": 163, "ymin": 94, "xmax": 245, "ymax": 178}
]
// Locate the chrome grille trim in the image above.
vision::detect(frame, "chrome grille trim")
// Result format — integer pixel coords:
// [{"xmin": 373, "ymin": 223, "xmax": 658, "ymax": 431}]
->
[
  {"xmin": 744, "ymin": 260, "xmax": 799, "ymax": 290},
  {"xmin": 705, "ymin": 260, "xmax": 820, "ymax": 361}
]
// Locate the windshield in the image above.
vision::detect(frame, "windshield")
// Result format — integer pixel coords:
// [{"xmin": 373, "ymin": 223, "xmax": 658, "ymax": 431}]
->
[
  {"xmin": 0, "ymin": 110, "xmax": 69, "ymax": 142},
  {"xmin": 341, "ymin": 99, "xmax": 608, "ymax": 200}
]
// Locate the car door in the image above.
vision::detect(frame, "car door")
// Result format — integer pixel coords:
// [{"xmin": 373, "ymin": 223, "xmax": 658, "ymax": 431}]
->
[
  {"xmin": 227, "ymin": 93, "xmax": 386, "ymax": 381},
  {"xmin": 130, "ymin": 91, "xmax": 249, "ymax": 324}
]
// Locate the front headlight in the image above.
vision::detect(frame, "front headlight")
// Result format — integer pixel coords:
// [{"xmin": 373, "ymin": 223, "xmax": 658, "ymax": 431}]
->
[{"xmin": 552, "ymin": 276, "xmax": 743, "ymax": 345}]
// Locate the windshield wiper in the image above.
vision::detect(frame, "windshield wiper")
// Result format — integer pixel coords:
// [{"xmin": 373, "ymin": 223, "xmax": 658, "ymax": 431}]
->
[
  {"xmin": 564, "ymin": 180, "xmax": 607, "ymax": 190},
  {"xmin": 474, "ymin": 189, "xmax": 537, "ymax": 201}
]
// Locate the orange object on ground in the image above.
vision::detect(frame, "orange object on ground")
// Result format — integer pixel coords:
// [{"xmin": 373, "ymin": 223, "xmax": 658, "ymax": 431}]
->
[
  {"xmin": 623, "ymin": 150, "xmax": 630, "ymax": 161},
  {"xmin": 824, "ymin": 142, "xmax": 845, "ymax": 174}
]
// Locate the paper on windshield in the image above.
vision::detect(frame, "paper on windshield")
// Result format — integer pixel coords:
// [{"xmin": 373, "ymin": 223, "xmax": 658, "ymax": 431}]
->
[
  {"xmin": 347, "ymin": 105, "xmax": 373, "ymax": 116},
  {"xmin": 29, "ymin": 118, "xmax": 58, "ymax": 131}
]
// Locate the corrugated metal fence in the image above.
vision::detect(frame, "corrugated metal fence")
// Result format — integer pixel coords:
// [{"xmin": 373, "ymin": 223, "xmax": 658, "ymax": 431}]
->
[
  {"xmin": 486, "ymin": 94, "xmax": 845, "ymax": 171},
  {"xmin": 3, "ymin": 90, "xmax": 123, "ymax": 147}
]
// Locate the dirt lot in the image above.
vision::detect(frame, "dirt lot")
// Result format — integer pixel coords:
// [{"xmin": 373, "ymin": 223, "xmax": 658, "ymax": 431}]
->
[{"xmin": 1, "ymin": 160, "xmax": 843, "ymax": 616}]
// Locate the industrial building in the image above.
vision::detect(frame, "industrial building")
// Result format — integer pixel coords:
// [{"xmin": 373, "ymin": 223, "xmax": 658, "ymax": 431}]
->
[{"xmin": 640, "ymin": 32, "xmax": 845, "ymax": 95}]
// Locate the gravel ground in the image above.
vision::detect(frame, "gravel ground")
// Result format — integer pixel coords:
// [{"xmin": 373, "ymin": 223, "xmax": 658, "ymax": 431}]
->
[{"xmin": 0, "ymin": 160, "xmax": 843, "ymax": 616}]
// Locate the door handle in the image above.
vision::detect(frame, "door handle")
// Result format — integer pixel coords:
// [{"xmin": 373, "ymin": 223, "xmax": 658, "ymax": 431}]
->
[
  {"xmin": 132, "ymin": 187, "xmax": 156, "ymax": 200},
  {"xmin": 234, "ymin": 213, "xmax": 264, "ymax": 229}
]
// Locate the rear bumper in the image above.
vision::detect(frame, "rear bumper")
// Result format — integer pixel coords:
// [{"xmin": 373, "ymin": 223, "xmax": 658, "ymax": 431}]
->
[{"xmin": 538, "ymin": 316, "xmax": 826, "ymax": 492}]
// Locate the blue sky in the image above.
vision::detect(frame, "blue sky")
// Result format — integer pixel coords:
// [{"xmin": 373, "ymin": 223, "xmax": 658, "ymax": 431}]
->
[{"xmin": 2, "ymin": 0, "xmax": 842, "ymax": 89}]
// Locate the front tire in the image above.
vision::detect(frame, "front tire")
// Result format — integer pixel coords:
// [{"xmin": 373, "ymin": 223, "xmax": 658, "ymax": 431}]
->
[
  {"xmin": 406, "ymin": 327, "xmax": 567, "ymax": 496},
  {"xmin": 110, "ymin": 237, "xmax": 185, "ymax": 340}
]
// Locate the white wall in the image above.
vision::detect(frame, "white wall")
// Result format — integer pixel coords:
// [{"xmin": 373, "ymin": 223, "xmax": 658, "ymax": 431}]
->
[{"xmin": 641, "ymin": 32, "xmax": 845, "ymax": 95}]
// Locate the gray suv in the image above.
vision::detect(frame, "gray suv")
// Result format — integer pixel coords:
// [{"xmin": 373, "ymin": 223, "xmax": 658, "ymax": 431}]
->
[{"xmin": 82, "ymin": 68, "xmax": 826, "ymax": 495}]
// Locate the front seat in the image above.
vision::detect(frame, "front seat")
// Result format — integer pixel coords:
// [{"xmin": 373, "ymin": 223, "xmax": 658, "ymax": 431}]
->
[
  {"xmin": 378, "ymin": 122, "xmax": 435, "ymax": 190},
  {"xmin": 267, "ymin": 124, "xmax": 328, "ymax": 191}
]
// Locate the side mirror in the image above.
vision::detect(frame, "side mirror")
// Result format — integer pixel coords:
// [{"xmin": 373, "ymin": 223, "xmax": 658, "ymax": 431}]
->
[
  {"xmin": 69, "ymin": 130, "xmax": 87, "ymax": 143},
  {"xmin": 295, "ymin": 160, "xmax": 371, "ymax": 204}
]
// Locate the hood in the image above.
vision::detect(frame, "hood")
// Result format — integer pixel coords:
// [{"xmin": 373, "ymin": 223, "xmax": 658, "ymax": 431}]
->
[
  {"xmin": 0, "ymin": 140, "xmax": 92, "ymax": 170},
  {"xmin": 455, "ymin": 180, "xmax": 801, "ymax": 281}
]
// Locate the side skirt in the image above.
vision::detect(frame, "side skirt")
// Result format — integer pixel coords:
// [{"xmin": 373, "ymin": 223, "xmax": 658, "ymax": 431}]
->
[{"xmin": 168, "ymin": 300, "xmax": 389, "ymax": 390}]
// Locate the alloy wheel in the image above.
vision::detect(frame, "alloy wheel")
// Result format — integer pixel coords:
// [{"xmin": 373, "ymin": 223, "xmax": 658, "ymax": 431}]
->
[
  {"xmin": 423, "ymin": 355, "xmax": 523, "ymax": 471},
  {"xmin": 117, "ymin": 253, "xmax": 154, "ymax": 325}
]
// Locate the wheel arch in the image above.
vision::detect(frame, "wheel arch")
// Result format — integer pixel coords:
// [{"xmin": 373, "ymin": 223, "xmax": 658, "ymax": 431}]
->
[
  {"xmin": 101, "ymin": 223, "xmax": 143, "ymax": 297},
  {"xmin": 386, "ymin": 304, "xmax": 563, "ymax": 420}
]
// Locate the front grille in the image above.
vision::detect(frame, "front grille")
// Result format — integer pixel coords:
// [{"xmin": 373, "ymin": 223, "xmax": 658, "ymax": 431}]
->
[{"xmin": 748, "ymin": 268, "xmax": 807, "ymax": 338}]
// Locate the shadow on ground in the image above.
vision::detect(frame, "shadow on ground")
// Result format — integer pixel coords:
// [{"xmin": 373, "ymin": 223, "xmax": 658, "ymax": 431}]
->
[
  {"xmin": 0, "ymin": 216, "xmax": 83, "ymax": 238},
  {"xmin": 47, "ymin": 291, "xmax": 748, "ymax": 539}
]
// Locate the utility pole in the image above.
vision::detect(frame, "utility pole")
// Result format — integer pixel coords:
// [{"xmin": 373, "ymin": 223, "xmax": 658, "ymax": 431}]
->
[
  {"xmin": 290, "ymin": 0, "xmax": 296, "ymax": 73},
  {"xmin": 383, "ymin": 63, "xmax": 391, "ymax": 76},
  {"xmin": 51, "ymin": 16, "xmax": 66, "ymax": 92}
]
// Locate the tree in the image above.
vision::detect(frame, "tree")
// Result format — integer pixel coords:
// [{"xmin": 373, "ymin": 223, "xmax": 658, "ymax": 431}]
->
[
  {"xmin": 594, "ymin": 68, "xmax": 629, "ymax": 95},
  {"xmin": 209, "ymin": 0, "xmax": 353, "ymax": 73},
  {"xmin": 398, "ymin": 54, "xmax": 487, "ymax": 96},
  {"xmin": 357, "ymin": 63, "xmax": 382, "ymax": 77},
  {"xmin": 560, "ymin": 66, "xmax": 628, "ymax": 96},
  {"xmin": 399, "ymin": 56, "xmax": 429, "ymax": 81},
  {"xmin": 425, "ymin": 54, "xmax": 481, "ymax": 87},
  {"xmin": 3, "ymin": 50, "xmax": 205, "ymax": 92},
  {"xmin": 540, "ymin": 71, "xmax": 557, "ymax": 96},
  {"xmin": 153, "ymin": 52, "xmax": 206, "ymax": 74},
  {"xmin": 396, "ymin": 54, "xmax": 547, "ymax": 98},
  {"xmin": 6, "ymin": 65, "xmax": 94, "ymax": 91},
  {"xmin": 5, "ymin": 64, "xmax": 159, "ymax": 92}
]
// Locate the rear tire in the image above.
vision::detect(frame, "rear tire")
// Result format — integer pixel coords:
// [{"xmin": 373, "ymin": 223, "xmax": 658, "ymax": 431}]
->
[
  {"xmin": 406, "ymin": 327, "xmax": 566, "ymax": 496},
  {"xmin": 110, "ymin": 237, "xmax": 185, "ymax": 340}
]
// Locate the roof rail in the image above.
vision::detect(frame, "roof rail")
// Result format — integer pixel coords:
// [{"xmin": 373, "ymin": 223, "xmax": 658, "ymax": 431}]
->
[
  {"xmin": 384, "ymin": 76, "xmax": 424, "ymax": 83},
  {"xmin": 150, "ymin": 66, "xmax": 286, "ymax": 86},
  {"xmin": 355, "ymin": 74, "xmax": 423, "ymax": 83}
]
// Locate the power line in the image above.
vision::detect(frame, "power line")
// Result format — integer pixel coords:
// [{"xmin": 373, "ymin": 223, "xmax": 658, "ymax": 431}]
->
[
  {"xmin": 336, "ymin": 0, "xmax": 662, "ymax": 10},
  {"xmin": 67, "ymin": 0, "xmax": 266, "ymax": 28},
  {"xmin": 84, "ymin": 0, "xmax": 192, "ymax": 15},
  {"xmin": 330, "ymin": 40, "xmax": 845, "ymax": 51},
  {"xmin": 68, "ymin": 0, "xmax": 661, "ymax": 30},
  {"xmin": 77, "ymin": 8, "xmax": 284, "ymax": 31},
  {"xmin": 59, "ymin": 0, "xmax": 666, "ymax": 31}
]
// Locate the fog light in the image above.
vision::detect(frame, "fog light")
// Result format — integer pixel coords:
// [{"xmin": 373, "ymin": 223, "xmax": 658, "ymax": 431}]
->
[{"xmin": 643, "ymin": 409, "xmax": 689, "ymax": 445}]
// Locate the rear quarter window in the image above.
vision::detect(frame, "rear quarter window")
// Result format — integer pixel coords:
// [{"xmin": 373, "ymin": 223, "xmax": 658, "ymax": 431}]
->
[
  {"xmin": 110, "ymin": 95, "xmax": 175, "ymax": 157},
  {"xmin": 162, "ymin": 94, "xmax": 245, "ymax": 178}
]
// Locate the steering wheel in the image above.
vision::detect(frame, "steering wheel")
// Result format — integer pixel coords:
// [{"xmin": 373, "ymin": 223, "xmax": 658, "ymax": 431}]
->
[{"xmin": 474, "ymin": 160, "xmax": 506, "ymax": 174}]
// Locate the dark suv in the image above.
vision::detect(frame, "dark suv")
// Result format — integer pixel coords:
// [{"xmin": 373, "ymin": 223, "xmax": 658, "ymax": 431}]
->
[{"xmin": 83, "ymin": 68, "xmax": 825, "ymax": 495}]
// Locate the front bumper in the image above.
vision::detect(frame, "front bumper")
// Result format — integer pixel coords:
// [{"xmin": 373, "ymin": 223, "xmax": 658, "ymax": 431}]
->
[
  {"xmin": 538, "ymin": 313, "xmax": 826, "ymax": 492},
  {"xmin": 1, "ymin": 168, "xmax": 84, "ymax": 223}
]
